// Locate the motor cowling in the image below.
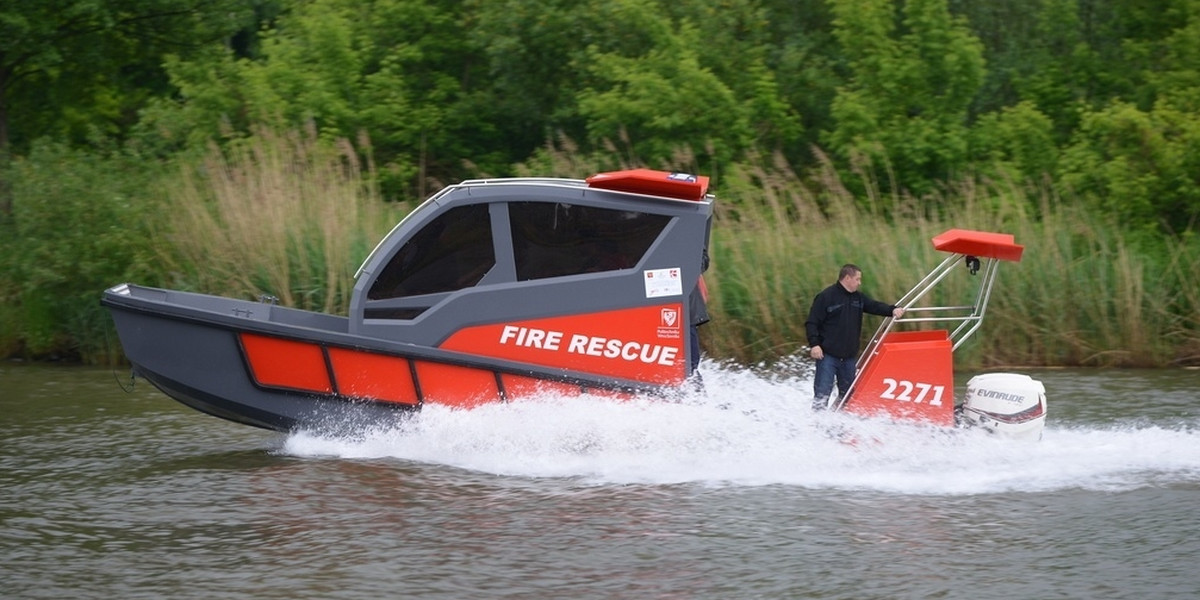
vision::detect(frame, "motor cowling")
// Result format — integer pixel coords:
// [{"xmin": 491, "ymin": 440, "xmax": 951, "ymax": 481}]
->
[{"xmin": 959, "ymin": 373, "xmax": 1047, "ymax": 441}]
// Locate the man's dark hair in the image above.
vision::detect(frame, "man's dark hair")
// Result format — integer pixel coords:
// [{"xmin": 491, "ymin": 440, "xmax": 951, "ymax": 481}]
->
[{"xmin": 839, "ymin": 264, "xmax": 861, "ymax": 281}]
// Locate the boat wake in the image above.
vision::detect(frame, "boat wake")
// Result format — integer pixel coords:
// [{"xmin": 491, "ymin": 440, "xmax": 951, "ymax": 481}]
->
[{"xmin": 281, "ymin": 361, "xmax": 1200, "ymax": 495}]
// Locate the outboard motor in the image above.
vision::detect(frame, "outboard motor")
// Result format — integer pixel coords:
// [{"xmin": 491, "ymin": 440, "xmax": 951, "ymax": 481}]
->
[{"xmin": 959, "ymin": 373, "xmax": 1047, "ymax": 441}]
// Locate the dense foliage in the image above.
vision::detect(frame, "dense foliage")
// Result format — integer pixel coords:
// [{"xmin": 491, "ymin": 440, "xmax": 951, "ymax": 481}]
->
[
  {"xmin": 2, "ymin": 0, "xmax": 1199, "ymax": 363},
  {"xmin": 3, "ymin": 0, "xmax": 1198, "ymax": 221}
]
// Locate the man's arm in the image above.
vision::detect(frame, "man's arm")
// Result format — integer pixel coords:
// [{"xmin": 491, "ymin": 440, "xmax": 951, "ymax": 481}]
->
[
  {"xmin": 805, "ymin": 292, "xmax": 825, "ymax": 348},
  {"xmin": 863, "ymin": 294, "xmax": 901, "ymax": 318}
]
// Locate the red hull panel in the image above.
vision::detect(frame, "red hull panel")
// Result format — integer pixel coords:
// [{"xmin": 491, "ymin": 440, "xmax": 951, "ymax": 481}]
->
[
  {"xmin": 501, "ymin": 374, "xmax": 583, "ymax": 400},
  {"xmin": 241, "ymin": 334, "xmax": 333, "ymax": 394},
  {"xmin": 327, "ymin": 348, "xmax": 420, "ymax": 405}
]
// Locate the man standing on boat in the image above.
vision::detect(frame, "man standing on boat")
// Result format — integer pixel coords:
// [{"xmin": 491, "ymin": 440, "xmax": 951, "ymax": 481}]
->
[{"xmin": 805, "ymin": 264, "xmax": 904, "ymax": 411}]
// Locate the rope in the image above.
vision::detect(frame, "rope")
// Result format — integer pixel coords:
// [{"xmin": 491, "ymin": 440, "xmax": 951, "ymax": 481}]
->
[
  {"xmin": 104, "ymin": 316, "xmax": 136, "ymax": 393},
  {"xmin": 113, "ymin": 367, "xmax": 136, "ymax": 393}
]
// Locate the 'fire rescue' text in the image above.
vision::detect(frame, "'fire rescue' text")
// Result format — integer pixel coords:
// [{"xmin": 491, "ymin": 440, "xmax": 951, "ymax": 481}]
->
[{"xmin": 499, "ymin": 325, "xmax": 677, "ymax": 366}]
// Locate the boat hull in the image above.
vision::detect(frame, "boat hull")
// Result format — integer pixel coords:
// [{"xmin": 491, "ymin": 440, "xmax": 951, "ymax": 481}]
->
[
  {"xmin": 104, "ymin": 284, "xmax": 665, "ymax": 433},
  {"xmin": 107, "ymin": 299, "xmax": 405, "ymax": 432}
]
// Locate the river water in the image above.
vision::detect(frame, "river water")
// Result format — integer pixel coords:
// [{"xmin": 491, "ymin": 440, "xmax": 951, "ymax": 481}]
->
[{"xmin": 3, "ymin": 361, "xmax": 1198, "ymax": 599}]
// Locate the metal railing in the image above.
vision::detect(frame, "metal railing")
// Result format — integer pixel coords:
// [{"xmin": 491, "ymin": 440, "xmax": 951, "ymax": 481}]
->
[{"xmin": 832, "ymin": 253, "xmax": 1003, "ymax": 411}]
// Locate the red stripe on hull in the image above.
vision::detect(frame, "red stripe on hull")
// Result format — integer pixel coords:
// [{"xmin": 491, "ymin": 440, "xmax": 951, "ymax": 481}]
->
[
  {"xmin": 240, "ymin": 333, "xmax": 333, "ymax": 393},
  {"xmin": 414, "ymin": 361, "xmax": 501, "ymax": 409},
  {"xmin": 327, "ymin": 348, "xmax": 419, "ymax": 405},
  {"xmin": 501, "ymin": 374, "xmax": 583, "ymax": 400}
]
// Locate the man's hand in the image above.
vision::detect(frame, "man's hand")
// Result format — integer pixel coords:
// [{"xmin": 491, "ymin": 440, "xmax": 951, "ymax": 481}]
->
[
  {"xmin": 810, "ymin": 345, "xmax": 824, "ymax": 360},
  {"xmin": 892, "ymin": 307, "xmax": 905, "ymax": 319}
]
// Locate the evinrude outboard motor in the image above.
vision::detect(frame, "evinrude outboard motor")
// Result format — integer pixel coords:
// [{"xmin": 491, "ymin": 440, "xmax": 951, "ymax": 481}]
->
[{"xmin": 959, "ymin": 373, "xmax": 1047, "ymax": 441}]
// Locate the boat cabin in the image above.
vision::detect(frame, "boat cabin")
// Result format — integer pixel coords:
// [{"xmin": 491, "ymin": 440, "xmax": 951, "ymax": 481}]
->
[{"xmin": 348, "ymin": 170, "xmax": 714, "ymax": 387}]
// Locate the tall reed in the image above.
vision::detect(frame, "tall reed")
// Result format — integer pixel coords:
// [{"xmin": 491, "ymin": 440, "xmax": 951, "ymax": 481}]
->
[
  {"xmin": 59, "ymin": 129, "xmax": 1192, "ymax": 368},
  {"xmin": 165, "ymin": 127, "xmax": 406, "ymax": 314},
  {"xmin": 514, "ymin": 138, "xmax": 1199, "ymax": 368},
  {"xmin": 703, "ymin": 159, "xmax": 1199, "ymax": 368}
]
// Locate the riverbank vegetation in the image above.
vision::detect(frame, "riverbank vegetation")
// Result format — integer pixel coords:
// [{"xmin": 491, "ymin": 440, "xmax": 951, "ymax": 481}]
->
[
  {"xmin": 2, "ymin": 0, "xmax": 1198, "ymax": 366},
  {"xmin": 703, "ymin": 158, "xmax": 1200, "ymax": 368}
]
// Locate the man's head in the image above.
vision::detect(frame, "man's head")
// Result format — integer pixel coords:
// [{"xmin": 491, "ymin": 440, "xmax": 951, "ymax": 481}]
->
[{"xmin": 838, "ymin": 264, "xmax": 862, "ymax": 292}]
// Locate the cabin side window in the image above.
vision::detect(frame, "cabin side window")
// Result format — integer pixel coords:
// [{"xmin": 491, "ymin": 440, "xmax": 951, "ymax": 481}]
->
[
  {"xmin": 367, "ymin": 204, "xmax": 495, "ymax": 300},
  {"xmin": 509, "ymin": 202, "xmax": 670, "ymax": 281}
]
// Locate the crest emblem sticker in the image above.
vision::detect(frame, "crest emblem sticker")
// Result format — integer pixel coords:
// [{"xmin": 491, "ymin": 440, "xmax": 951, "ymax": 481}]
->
[{"xmin": 661, "ymin": 308, "xmax": 678, "ymax": 327}]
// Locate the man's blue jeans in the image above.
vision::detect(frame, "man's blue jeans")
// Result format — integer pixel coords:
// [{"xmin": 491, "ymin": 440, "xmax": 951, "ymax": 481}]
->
[{"xmin": 813, "ymin": 355, "xmax": 856, "ymax": 410}]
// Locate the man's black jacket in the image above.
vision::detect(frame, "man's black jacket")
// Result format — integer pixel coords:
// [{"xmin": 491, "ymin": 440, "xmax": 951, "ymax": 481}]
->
[{"xmin": 805, "ymin": 282, "xmax": 896, "ymax": 359}]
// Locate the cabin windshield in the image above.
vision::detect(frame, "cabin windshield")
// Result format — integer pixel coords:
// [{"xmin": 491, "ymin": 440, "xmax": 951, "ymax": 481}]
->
[
  {"xmin": 509, "ymin": 202, "xmax": 669, "ymax": 281},
  {"xmin": 365, "ymin": 199, "xmax": 672, "ymax": 305},
  {"xmin": 367, "ymin": 204, "xmax": 494, "ymax": 300}
]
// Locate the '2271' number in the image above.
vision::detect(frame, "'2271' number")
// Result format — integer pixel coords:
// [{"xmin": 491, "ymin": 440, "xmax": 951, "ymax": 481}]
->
[{"xmin": 880, "ymin": 378, "xmax": 945, "ymax": 406}]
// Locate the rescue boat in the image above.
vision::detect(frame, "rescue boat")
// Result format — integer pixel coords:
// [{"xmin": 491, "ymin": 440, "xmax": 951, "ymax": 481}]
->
[
  {"xmin": 834, "ymin": 229, "xmax": 1048, "ymax": 441},
  {"xmin": 103, "ymin": 169, "xmax": 713, "ymax": 432}
]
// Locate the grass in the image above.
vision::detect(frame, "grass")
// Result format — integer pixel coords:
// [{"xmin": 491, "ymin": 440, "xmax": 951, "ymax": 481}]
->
[
  {"xmin": 3, "ymin": 129, "xmax": 1197, "ymax": 366},
  {"xmin": 128, "ymin": 134, "xmax": 1200, "ymax": 368},
  {"xmin": 163, "ymin": 127, "xmax": 407, "ymax": 313},
  {"xmin": 704, "ymin": 159, "xmax": 1200, "ymax": 368}
]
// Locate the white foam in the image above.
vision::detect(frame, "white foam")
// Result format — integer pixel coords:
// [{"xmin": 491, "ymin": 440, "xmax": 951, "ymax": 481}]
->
[{"xmin": 281, "ymin": 360, "xmax": 1200, "ymax": 494}]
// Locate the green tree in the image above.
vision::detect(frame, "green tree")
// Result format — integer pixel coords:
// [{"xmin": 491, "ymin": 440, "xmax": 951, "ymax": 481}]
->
[
  {"xmin": 471, "ymin": 0, "xmax": 802, "ymax": 173},
  {"xmin": 1055, "ymin": 0, "xmax": 1200, "ymax": 234},
  {"xmin": 466, "ymin": 0, "xmax": 592, "ymax": 162},
  {"xmin": 140, "ymin": 0, "xmax": 482, "ymax": 199},
  {"xmin": 825, "ymin": 0, "xmax": 986, "ymax": 199},
  {"xmin": 0, "ymin": 0, "xmax": 249, "ymax": 214},
  {"xmin": 3, "ymin": 140, "xmax": 161, "ymax": 361},
  {"xmin": 969, "ymin": 100, "xmax": 1059, "ymax": 181},
  {"xmin": 1010, "ymin": 0, "xmax": 1097, "ymax": 139},
  {"xmin": 666, "ymin": 0, "xmax": 803, "ymax": 153},
  {"xmin": 573, "ymin": 0, "xmax": 758, "ymax": 170},
  {"xmin": 1142, "ymin": 0, "xmax": 1200, "ymax": 112},
  {"xmin": 760, "ymin": 0, "xmax": 841, "ymax": 160},
  {"xmin": 1058, "ymin": 101, "xmax": 1200, "ymax": 235},
  {"xmin": 954, "ymin": 0, "xmax": 1096, "ymax": 138},
  {"xmin": 0, "ymin": 0, "xmax": 248, "ymax": 156}
]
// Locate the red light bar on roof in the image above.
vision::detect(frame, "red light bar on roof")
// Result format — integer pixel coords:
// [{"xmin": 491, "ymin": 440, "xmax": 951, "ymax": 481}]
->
[{"xmin": 586, "ymin": 169, "xmax": 710, "ymax": 201}]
